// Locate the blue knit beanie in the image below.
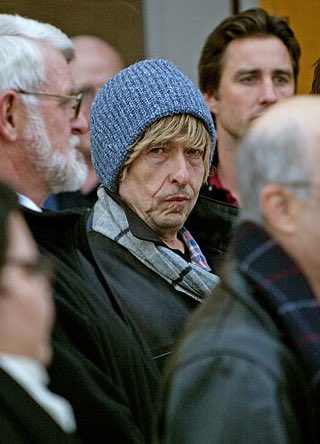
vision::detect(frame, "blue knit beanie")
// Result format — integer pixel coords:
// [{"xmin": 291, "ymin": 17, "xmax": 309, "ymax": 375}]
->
[{"xmin": 90, "ymin": 59, "xmax": 216, "ymax": 192}]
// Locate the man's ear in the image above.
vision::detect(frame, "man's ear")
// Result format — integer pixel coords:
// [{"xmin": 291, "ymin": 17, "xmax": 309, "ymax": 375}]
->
[
  {"xmin": 203, "ymin": 92, "xmax": 219, "ymax": 115},
  {"xmin": 0, "ymin": 92, "xmax": 20, "ymax": 141},
  {"xmin": 260, "ymin": 184, "xmax": 297, "ymax": 235}
]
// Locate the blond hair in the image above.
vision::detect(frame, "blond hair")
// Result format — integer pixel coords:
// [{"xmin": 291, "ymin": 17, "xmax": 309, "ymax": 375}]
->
[{"xmin": 119, "ymin": 114, "xmax": 212, "ymax": 183}]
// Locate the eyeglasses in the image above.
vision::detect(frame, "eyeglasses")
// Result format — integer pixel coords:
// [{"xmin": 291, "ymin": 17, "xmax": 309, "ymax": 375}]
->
[
  {"xmin": 14, "ymin": 90, "xmax": 82, "ymax": 119},
  {"xmin": 6, "ymin": 255, "xmax": 55, "ymax": 282},
  {"xmin": 79, "ymin": 86, "xmax": 97, "ymax": 102}
]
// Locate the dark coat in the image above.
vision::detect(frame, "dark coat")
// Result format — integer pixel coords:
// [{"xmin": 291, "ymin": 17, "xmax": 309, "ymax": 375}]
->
[
  {"xmin": 88, "ymin": 230, "xmax": 199, "ymax": 369},
  {"xmin": 45, "ymin": 187, "xmax": 98, "ymax": 211},
  {"xmin": 22, "ymin": 207, "xmax": 160, "ymax": 444},
  {"xmin": 0, "ymin": 368, "xmax": 80, "ymax": 443},
  {"xmin": 157, "ymin": 257, "xmax": 320, "ymax": 443},
  {"xmin": 185, "ymin": 186, "xmax": 239, "ymax": 272}
]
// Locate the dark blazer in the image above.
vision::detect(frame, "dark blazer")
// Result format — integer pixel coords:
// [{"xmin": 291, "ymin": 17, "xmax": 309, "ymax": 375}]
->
[
  {"xmin": 88, "ymin": 230, "xmax": 199, "ymax": 369},
  {"xmin": 0, "ymin": 367, "xmax": 80, "ymax": 443},
  {"xmin": 22, "ymin": 207, "xmax": 160, "ymax": 444}
]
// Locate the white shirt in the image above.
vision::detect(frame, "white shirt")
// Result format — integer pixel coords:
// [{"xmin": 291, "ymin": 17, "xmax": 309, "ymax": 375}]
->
[
  {"xmin": 18, "ymin": 193, "xmax": 42, "ymax": 212},
  {"xmin": 0, "ymin": 354, "xmax": 76, "ymax": 433}
]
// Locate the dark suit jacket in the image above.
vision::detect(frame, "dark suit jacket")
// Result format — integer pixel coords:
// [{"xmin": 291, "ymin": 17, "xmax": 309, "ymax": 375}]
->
[
  {"xmin": 0, "ymin": 367, "xmax": 80, "ymax": 443},
  {"xmin": 186, "ymin": 191, "xmax": 238, "ymax": 272}
]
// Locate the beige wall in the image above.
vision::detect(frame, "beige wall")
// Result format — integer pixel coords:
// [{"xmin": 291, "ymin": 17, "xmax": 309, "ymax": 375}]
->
[
  {"xmin": 0, "ymin": 0, "xmax": 144, "ymax": 67},
  {"xmin": 260, "ymin": 0, "xmax": 320, "ymax": 93}
]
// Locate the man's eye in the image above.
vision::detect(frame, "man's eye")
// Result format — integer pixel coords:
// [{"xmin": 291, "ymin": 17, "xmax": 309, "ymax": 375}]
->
[
  {"xmin": 240, "ymin": 76, "xmax": 256, "ymax": 84},
  {"xmin": 59, "ymin": 98, "xmax": 71, "ymax": 109},
  {"xmin": 81, "ymin": 88, "xmax": 96, "ymax": 103},
  {"xmin": 274, "ymin": 76, "xmax": 289, "ymax": 85},
  {"xmin": 187, "ymin": 148, "xmax": 203, "ymax": 158},
  {"xmin": 149, "ymin": 147, "xmax": 164, "ymax": 155}
]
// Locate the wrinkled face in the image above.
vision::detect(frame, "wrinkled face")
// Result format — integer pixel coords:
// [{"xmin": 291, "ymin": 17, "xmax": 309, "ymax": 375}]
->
[
  {"xmin": 24, "ymin": 108, "xmax": 87, "ymax": 194},
  {"xmin": 206, "ymin": 36, "xmax": 295, "ymax": 142},
  {"xmin": 118, "ymin": 141, "xmax": 205, "ymax": 238},
  {"xmin": 22, "ymin": 44, "xmax": 88, "ymax": 193},
  {"xmin": 0, "ymin": 213, "xmax": 54, "ymax": 366}
]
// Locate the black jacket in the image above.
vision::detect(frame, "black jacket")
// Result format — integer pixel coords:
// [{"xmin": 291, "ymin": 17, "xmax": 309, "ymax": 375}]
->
[
  {"xmin": 22, "ymin": 207, "xmax": 160, "ymax": 444},
  {"xmin": 82, "ymin": 189, "xmax": 218, "ymax": 369},
  {"xmin": 0, "ymin": 368, "xmax": 80, "ymax": 443},
  {"xmin": 88, "ymin": 230, "xmax": 199, "ymax": 369},
  {"xmin": 186, "ymin": 185, "xmax": 238, "ymax": 272}
]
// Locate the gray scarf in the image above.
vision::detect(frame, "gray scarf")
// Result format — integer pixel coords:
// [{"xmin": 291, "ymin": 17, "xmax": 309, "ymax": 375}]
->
[{"xmin": 92, "ymin": 187, "xmax": 219, "ymax": 302}]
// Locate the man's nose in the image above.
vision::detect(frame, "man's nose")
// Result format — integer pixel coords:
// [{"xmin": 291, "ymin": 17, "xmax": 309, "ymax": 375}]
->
[
  {"xmin": 71, "ymin": 109, "xmax": 88, "ymax": 135},
  {"xmin": 259, "ymin": 79, "xmax": 277, "ymax": 105},
  {"xmin": 170, "ymin": 153, "xmax": 190, "ymax": 185}
]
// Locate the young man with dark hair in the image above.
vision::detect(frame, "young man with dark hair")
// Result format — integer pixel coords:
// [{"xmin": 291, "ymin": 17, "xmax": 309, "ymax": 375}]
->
[{"xmin": 186, "ymin": 7, "xmax": 301, "ymax": 270}]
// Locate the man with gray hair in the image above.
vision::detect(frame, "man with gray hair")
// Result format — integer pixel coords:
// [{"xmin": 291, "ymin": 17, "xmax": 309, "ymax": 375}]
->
[
  {"xmin": 0, "ymin": 14, "xmax": 88, "ymax": 210},
  {"xmin": 157, "ymin": 96, "xmax": 320, "ymax": 443},
  {"xmin": 0, "ymin": 14, "xmax": 160, "ymax": 443}
]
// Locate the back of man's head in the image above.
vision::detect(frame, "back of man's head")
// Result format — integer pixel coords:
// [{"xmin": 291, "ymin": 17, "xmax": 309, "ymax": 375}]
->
[
  {"xmin": 71, "ymin": 35, "xmax": 123, "ymax": 90},
  {"xmin": 69, "ymin": 35, "xmax": 124, "ymax": 162},
  {"xmin": 199, "ymin": 7, "xmax": 301, "ymax": 95},
  {"xmin": 237, "ymin": 95, "xmax": 320, "ymax": 224}
]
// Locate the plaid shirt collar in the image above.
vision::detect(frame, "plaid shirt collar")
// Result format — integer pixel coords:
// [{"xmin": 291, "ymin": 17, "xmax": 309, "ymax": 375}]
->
[
  {"xmin": 180, "ymin": 226, "xmax": 211, "ymax": 271},
  {"xmin": 233, "ymin": 221, "xmax": 320, "ymax": 392}
]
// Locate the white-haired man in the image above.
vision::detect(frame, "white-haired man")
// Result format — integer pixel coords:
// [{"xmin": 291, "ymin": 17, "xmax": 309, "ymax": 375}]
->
[
  {"xmin": 0, "ymin": 15, "xmax": 88, "ymax": 210},
  {"xmin": 0, "ymin": 14, "xmax": 159, "ymax": 443}
]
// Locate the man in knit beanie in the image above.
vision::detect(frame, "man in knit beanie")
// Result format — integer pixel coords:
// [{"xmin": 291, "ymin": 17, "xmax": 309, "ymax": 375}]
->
[{"xmin": 88, "ymin": 59, "xmax": 219, "ymax": 369}]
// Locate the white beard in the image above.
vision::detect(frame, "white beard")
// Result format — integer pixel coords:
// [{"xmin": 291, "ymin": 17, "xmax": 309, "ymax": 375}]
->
[{"xmin": 24, "ymin": 110, "xmax": 88, "ymax": 194}]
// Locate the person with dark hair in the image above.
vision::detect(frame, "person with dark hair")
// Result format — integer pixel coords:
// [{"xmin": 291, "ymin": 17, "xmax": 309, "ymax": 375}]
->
[
  {"xmin": 311, "ymin": 57, "xmax": 320, "ymax": 93},
  {"xmin": 0, "ymin": 13, "xmax": 159, "ymax": 443},
  {"xmin": 186, "ymin": 7, "xmax": 301, "ymax": 271},
  {"xmin": 158, "ymin": 95, "xmax": 320, "ymax": 444},
  {"xmin": 0, "ymin": 181, "xmax": 80, "ymax": 442}
]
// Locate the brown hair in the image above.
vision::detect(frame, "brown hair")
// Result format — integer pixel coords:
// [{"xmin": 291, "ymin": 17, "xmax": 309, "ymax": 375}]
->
[
  {"xmin": 199, "ymin": 7, "xmax": 301, "ymax": 95},
  {"xmin": 311, "ymin": 58, "xmax": 320, "ymax": 94}
]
